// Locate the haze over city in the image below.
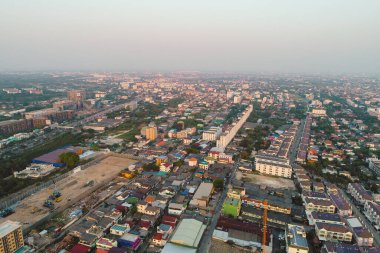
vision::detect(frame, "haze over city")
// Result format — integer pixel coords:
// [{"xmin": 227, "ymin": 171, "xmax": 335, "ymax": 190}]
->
[
  {"xmin": 1, "ymin": 0, "xmax": 380, "ymax": 73},
  {"xmin": 1, "ymin": 2, "xmax": 380, "ymax": 253}
]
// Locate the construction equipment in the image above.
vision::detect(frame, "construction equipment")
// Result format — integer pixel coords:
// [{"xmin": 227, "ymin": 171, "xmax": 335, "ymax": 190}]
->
[
  {"xmin": 0, "ymin": 208, "xmax": 14, "ymax": 218},
  {"xmin": 50, "ymin": 180, "xmax": 62, "ymax": 203},
  {"xmin": 43, "ymin": 199, "xmax": 55, "ymax": 210},
  {"xmin": 262, "ymin": 199, "xmax": 268, "ymax": 253}
]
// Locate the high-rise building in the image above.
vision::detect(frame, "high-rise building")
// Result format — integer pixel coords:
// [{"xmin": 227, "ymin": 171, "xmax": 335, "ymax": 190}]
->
[
  {"xmin": 67, "ymin": 90, "xmax": 86, "ymax": 103},
  {"xmin": 145, "ymin": 126, "xmax": 157, "ymax": 141},
  {"xmin": 0, "ymin": 220, "xmax": 24, "ymax": 253}
]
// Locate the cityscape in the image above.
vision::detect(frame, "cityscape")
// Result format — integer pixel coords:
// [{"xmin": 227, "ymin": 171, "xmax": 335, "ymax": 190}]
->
[{"xmin": 1, "ymin": 2, "xmax": 380, "ymax": 253}]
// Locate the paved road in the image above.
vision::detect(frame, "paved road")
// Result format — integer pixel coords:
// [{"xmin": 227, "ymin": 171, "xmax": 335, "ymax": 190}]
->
[
  {"xmin": 289, "ymin": 118, "xmax": 305, "ymax": 165},
  {"xmin": 340, "ymin": 190, "xmax": 380, "ymax": 247},
  {"xmin": 197, "ymin": 162, "xmax": 238, "ymax": 253}
]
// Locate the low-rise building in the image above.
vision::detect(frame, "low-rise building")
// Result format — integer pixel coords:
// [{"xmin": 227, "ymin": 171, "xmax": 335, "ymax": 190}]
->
[
  {"xmin": 286, "ymin": 224, "xmax": 309, "ymax": 253},
  {"xmin": 347, "ymin": 183, "xmax": 373, "ymax": 206},
  {"xmin": 222, "ymin": 197, "xmax": 241, "ymax": 218},
  {"xmin": 304, "ymin": 197, "xmax": 336, "ymax": 213},
  {"xmin": 315, "ymin": 222, "xmax": 352, "ymax": 242}
]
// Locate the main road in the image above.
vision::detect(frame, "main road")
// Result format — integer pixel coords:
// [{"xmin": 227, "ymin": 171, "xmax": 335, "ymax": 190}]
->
[{"xmin": 197, "ymin": 161, "xmax": 239, "ymax": 253}]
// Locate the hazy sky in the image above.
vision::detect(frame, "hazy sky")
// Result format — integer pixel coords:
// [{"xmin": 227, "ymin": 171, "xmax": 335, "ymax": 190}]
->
[{"xmin": 1, "ymin": 0, "xmax": 379, "ymax": 73}]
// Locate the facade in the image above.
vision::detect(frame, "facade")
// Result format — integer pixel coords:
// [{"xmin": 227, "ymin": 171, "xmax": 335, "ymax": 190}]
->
[
  {"xmin": 368, "ymin": 158, "xmax": 380, "ymax": 177},
  {"xmin": 315, "ymin": 222, "xmax": 352, "ymax": 242},
  {"xmin": 67, "ymin": 90, "xmax": 86, "ymax": 103},
  {"xmin": 286, "ymin": 224, "xmax": 309, "ymax": 253},
  {"xmin": 364, "ymin": 201, "xmax": 380, "ymax": 230},
  {"xmin": 216, "ymin": 105, "xmax": 253, "ymax": 148},
  {"xmin": 202, "ymin": 127, "xmax": 222, "ymax": 141},
  {"xmin": 255, "ymin": 155, "xmax": 292, "ymax": 178},
  {"xmin": 347, "ymin": 183, "xmax": 373, "ymax": 205},
  {"xmin": 145, "ymin": 126, "xmax": 158, "ymax": 141},
  {"xmin": 0, "ymin": 221, "xmax": 24, "ymax": 253},
  {"xmin": 304, "ymin": 197, "xmax": 336, "ymax": 213},
  {"xmin": 0, "ymin": 119, "xmax": 33, "ymax": 135}
]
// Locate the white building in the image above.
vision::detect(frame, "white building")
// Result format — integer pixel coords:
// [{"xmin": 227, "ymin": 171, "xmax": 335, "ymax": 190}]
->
[
  {"xmin": 286, "ymin": 224, "xmax": 309, "ymax": 253},
  {"xmin": 255, "ymin": 155, "xmax": 292, "ymax": 178},
  {"xmin": 202, "ymin": 127, "xmax": 222, "ymax": 141}
]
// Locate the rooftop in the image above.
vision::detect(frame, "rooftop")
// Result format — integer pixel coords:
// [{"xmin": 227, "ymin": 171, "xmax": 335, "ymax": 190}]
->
[
  {"xmin": 287, "ymin": 224, "xmax": 308, "ymax": 249},
  {"xmin": 0, "ymin": 220, "xmax": 22, "ymax": 239}
]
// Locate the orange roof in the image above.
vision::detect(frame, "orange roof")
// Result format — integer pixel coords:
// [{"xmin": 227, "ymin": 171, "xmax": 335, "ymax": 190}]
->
[{"xmin": 145, "ymin": 195, "xmax": 156, "ymax": 203}]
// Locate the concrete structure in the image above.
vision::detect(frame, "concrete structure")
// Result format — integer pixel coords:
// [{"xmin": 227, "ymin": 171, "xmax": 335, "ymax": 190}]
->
[
  {"xmin": 304, "ymin": 198, "xmax": 336, "ymax": 213},
  {"xmin": 216, "ymin": 105, "xmax": 253, "ymax": 148},
  {"xmin": 315, "ymin": 222, "xmax": 352, "ymax": 242},
  {"xmin": 368, "ymin": 157, "xmax": 380, "ymax": 177},
  {"xmin": 311, "ymin": 108, "xmax": 327, "ymax": 117},
  {"xmin": 190, "ymin": 182, "xmax": 214, "ymax": 207},
  {"xmin": 202, "ymin": 127, "xmax": 222, "ymax": 141},
  {"xmin": 286, "ymin": 224, "xmax": 309, "ymax": 253},
  {"xmin": 0, "ymin": 119, "xmax": 34, "ymax": 135},
  {"xmin": 364, "ymin": 201, "xmax": 380, "ymax": 230},
  {"xmin": 255, "ymin": 155, "xmax": 292, "ymax": 178},
  {"xmin": 13, "ymin": 163, "xmax": 56, "ymax": 179},
  {"xmin": 145, "ymin": 126, "xmax": 158, "ymax": 141},
  {"xmin": 170, "ymin": 219, "xmax": 206, "ymax": 248},
  {"xmin": 222, "ymin": 197, "xmax": 241, "ymax": 218},
  {"xmin": 347, "ymin": 183, "xmax": 373, "ymax": 206},
  {"xmin": 0, "ymin": 221, "xmax": 24, "ymax": 253},
  {"xmin": 67, "ymin": 90, "xmax": 86, "ymax": 103}
]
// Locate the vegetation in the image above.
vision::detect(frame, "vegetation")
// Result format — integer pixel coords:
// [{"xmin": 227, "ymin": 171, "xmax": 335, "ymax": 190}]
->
[
  {"xmin": 142, "ymin": 162, "xmax": 159, "ymax": 171},
  {"xmin": 213, "ymin": 178, "xmax": 224, "ymax": 189},
  {"xmin": 59, "ymin": 152, "xmax": 80, "ymax": 169}
]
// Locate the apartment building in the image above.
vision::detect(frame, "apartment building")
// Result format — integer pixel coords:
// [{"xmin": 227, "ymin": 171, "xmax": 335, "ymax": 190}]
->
[
  {"xmin": 0, "ymin": 119, "xmax": 33, "ymax": 135},
  {"xmin": 315, "ymin": 222, "xmax": 352, "ymax": 242},
  {"xmin": 255, "ymin": 155, "xmax": 292, "ymax": 178},
  {"xmin": 329, "ymin": 192, "xmax": 352, "ymax": 216},
  {"xmin": 364, "ymin": 201, "xmax": 380, "ymax": 230},
  {"xmin": 304, "ymin": 197, "xmax": 336, "ymax": 213},
  {"xmin": 347, "ymin": 183, "xmax": 373, "ymax": 206},
  {"xmin": 0, "ymin": 221, "xmax": 24, "ymax": 253},
  {"xmin": 202, "ymin": 127, "xmax": 222, "ymax": 141},
  {"xmin": 216, "ymin": 105, "xmax": 252, "ymax": 148},
  {"xmin": 145, "ymin": 126, "xmax": 158, "ymax": 141}
]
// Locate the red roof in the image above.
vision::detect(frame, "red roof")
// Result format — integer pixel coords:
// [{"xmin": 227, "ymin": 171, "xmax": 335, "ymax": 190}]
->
[
  {"xmin": 139, "ymin": 220, "xmax": 151, "ymax": 228},
  {"xmin": 96, "ymin": 249, "xmax": 109, "ymax": 253},
  {"xmin": 162, "ymin": 215, "xmax": 177, "ymax": 226},
  {"xmin": 153, "ymin": 232, "xmax": 163, "ymax": 241},
  {"xmin": 71, "ymin": 244, "xmax": 91, "ymax": 253}
]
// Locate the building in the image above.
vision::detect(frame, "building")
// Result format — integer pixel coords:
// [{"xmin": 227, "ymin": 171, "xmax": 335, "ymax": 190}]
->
[
  {"xmin": 170, "ymin": 219, "xmax": 206, "ymax": 248},
  {"xmin": 222, "ymin": 197, "xmax": 241, "ymax": 218},
  {"xmin": 189, "ymin": 182, "xmax": 214, "ymax": 207},
  {"xmin": 0, "ymin": 119, "xmax": 34, "ymax": 135},
  {"xmin": 0, "ymin": 220, "xmax": 24, "ymax": 253},
  {"xmin": 202, "ymin": 127, "xmax": 222, "ymax": 141},
  {"xmin": 364, "ymin": 201, "xmax": 380, "ymax": 230},
  {"xmin": 24, "ymin": 108, "xmax": 74, "ymax": 123},
  {"xmin": 368, "ymin": 158, "xmax": 380, "ymax": 177},
  {"xmin": 145, "ymin": 126, "xmax": 158, "ymax": 141},
  {"xmin": 315, "ymin": 222, "xmax": 352, "ymax": 242},
  {"xmin": 311, "ymin": 108, "xmax": 327, "ymax": 117},
  {"xmin": 216, "ymin": 105, "xmax": 253, "ymax": 148},
  {"xmin": 67, "ymin": 90, "xmax": 86, "ymax": 103},
  {"xmin": 309, "ymin": 212, "xmax": 344, "ymax": 226},
  {"xmin": 329, "ymin": 192, "xmax": 352, "ymax": 216},
  {"xmin": 346, "ymin": 217, "xmax": 373, "ymax": 247},
  {"xmin": 304, "ymin": 197, "xmax": 336, "ymax": 213},
  {"xmin": 347, "ymin": 183, "xmax": 373, "ymax": 206},
  {"xmin": 286, "ymin": 224, "xmax": 309, "ymax": 253},
  {"xmin": 255, "ymin": 155, "xmax": 292, "ymax": 178}
]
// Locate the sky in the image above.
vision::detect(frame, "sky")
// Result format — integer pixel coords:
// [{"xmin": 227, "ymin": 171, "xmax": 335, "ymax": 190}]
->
[{"xmin": 0, "ymin": 0, "xmax": 379, "ymax": 73}]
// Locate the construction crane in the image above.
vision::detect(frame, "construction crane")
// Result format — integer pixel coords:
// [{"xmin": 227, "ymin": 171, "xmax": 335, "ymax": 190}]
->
[{"xmin": 262, "ymin": 199, "xmax": 268, "ymax": 253}]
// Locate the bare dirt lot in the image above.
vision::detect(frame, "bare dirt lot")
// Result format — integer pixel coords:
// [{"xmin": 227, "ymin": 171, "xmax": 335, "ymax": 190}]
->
[
  {"xmin": 0, "ymin": 155, "xmax": 136, "ymax": 228},
  {"xmin": 240, "ymin": 172, "xmax": 295, "ymax": 190}
]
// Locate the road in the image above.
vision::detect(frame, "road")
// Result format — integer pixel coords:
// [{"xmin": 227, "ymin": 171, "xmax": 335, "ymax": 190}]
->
[
  {"xmin": 197, "ymin": 162, "xmax": 239, "ymax": 253},
  {"xmin": 340, "ymin": 190, "xmax": 380, "ymax": 247},
  {"xmin": 289, "ymin": 118, "xmax": 305, "ymax": 165}
]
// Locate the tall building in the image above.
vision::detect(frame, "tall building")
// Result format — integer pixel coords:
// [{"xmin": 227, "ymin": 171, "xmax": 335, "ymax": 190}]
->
[
  {"xmin": 0, "ymin": 220, "xmax": 24, "ymax": 253},
  {"xmin": 202, "ymin": 127, "xmax": 222, "ymax": 141},
  {"xmin": 0, "ymin": 119, "xmax": 33, "ymax": 135},
  {"xmin": 67, "ymin": 90, "xmax": 86, "ymax": 103},
  {"xmin": 145, "ymin": 126, "xmax": 157, "ymax": 141}
]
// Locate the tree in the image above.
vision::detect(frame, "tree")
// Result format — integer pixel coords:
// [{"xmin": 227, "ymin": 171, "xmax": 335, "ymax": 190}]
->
[
  {"xmin": 213, "ymin": 178, "xmax": 224, "ymax": 189},
  {"xmin": 59, "ymin": 152, "xmax": 80, "ymax": 169}
]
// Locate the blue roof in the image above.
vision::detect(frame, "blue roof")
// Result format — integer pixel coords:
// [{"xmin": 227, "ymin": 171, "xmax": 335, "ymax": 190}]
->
[{"xmin": 159, "ymin": 224, "xmax": 171, "ymax": 231}]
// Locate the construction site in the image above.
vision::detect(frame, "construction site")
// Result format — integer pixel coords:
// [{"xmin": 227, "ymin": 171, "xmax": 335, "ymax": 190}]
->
[{"xmin": 0, "ymin": 155, "xmax": 136, "ymax": 229}]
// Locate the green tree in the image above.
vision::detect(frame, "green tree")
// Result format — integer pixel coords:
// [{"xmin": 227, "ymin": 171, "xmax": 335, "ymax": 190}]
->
[
  {"xmin": 59, "ymin": 152, "xmax": 80, "ymax": 169},
  {"xmin": 213, "ymin": 178, "xmax": 224, "ymax": 189}
]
